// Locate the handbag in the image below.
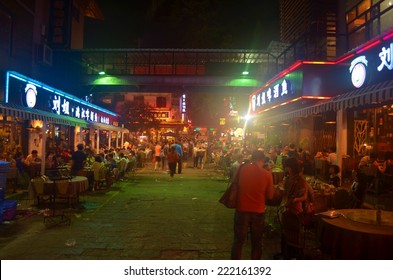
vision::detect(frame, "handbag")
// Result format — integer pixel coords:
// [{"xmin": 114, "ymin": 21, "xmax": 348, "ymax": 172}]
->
[{"xmin": 219, "ymin": 164, "xmax": 244, "ymax": 208}]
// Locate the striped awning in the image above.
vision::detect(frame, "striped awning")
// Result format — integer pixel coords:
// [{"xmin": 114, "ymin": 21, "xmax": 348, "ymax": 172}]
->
[
  {"xmin": 88, "ymin": 122, "xmax": 129, "ymax": 133},
  {"xmin": 257, "ymin": 79, "xmax": 393, "ymax": 124},
  {"xmin": 0, "ymin": 103, "xmax": 88, "ymax": 127},
  {"xmin": 329, "ymin": 79, "xmax": 393, "ymax": 111}
]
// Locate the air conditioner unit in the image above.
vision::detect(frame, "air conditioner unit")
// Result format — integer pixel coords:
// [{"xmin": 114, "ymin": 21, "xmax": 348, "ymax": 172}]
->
[{"xmin": 37, "ymin": 44, "xmax": 53, "ymax": 66}]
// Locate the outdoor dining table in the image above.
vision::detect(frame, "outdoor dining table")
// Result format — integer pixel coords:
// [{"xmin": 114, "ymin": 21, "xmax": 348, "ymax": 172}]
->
[
  {"xmin": 318, "ymin": 208, "xmax": 393, "ymax": 259},
  {"xmin": 29, "ymin": 175, "xmax": 89, "ymax": 200}
]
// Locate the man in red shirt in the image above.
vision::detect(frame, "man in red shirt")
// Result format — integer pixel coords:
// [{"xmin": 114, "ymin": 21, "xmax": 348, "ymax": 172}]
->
[{"xmin": 231, "ymin": 150, "xmax": 274, "ymax": 260}]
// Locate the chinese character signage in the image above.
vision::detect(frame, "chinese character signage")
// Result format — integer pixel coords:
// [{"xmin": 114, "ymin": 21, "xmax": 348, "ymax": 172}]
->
[
  {"xmin": 377, "ymin": 42, "xmax": 393, "ymax": 71},
  {"xmin": 251, "ymin": 78, "xmax": 294, "ymax": 113},
  {"xmin": 180, "ymin": 94, "xmax": 186, "ymax": 113},
  {"xmin": 347, "ymin": 38, "xmax": 393, "ymax": 88},
  {"xmin": 5, "ymin": 71, "xmax": 116, "ymax": 125}
]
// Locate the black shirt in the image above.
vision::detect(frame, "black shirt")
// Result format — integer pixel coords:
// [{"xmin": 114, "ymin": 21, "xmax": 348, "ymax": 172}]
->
[{"xmin": 72, "ymin": 150, "xmax": 86, "ymax": 171}]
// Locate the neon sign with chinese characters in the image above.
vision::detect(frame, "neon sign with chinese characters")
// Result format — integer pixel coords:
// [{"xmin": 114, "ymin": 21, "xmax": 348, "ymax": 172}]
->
[
  {"xmin": 347, "ymin": 40, "xmax": 393, "ymax": 88},
  {"xmin": 340, "ymin": 31, "xmax": 393, "ymax": 88},
  {"xmin": 5, "ymin": 71, "xmax": 116, "ymax": 125},
  {"xmin": 251, "ymin": 79, "xmax": 293, "ymax": 113},
  {"xmin": 377, "ymin": 42, "xmax": 393, "ymax": 71}
]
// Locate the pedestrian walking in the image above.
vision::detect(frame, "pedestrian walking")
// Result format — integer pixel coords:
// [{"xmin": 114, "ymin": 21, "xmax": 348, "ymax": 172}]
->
[
  {"xmin": 167, "ymin": 146, "xmax": 179, "ymax": 180},
  {"xmin": 161, "ymin": 142, "xmax": 169, "ymax": 170},
  {"xmin": 231, "ymin": 150, "xmax": 274, "ymax": 260},
  {"xmin": 173, "ymin": 140, "xmax": 183, "ymax": 174},
  {"xmin": 154, "ymin": 142, "xmax": 162, "ymax": 171}
]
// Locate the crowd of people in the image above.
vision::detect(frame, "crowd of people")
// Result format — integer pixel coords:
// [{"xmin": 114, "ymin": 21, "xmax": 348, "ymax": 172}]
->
[{"xmin": 3, "ymin": 135, "xmax": 392, "ymax": 260}]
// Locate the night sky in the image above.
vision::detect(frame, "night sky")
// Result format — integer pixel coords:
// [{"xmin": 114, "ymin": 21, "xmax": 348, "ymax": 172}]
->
[
  {"xmin": 84, "ymin": 0, "xmax": 280, "ymax": 127},
  {"xmin": 84, "ymin": 0, "xmax": 280, "ymax": 49}
]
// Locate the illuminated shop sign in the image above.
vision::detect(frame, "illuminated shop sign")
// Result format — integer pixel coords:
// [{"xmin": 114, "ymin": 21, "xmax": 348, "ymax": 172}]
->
[
  {"xmin": 251, "ymin": 79, "xmax": 293, "ymax": 112},
  {"xmin": 348, "ymin": 39, "xmax": 393, "ymax": 88},
  {"xmin": 152, "ymin": 111, "xmax": 170, "ymax": 119},
  {"xmin": 349, "ymin": 56, "xmax": 368, "ymax": 88},
  {"xmin": 5, "ymin": 71, "xmax": 116, "ymax": 125},
  {"xmin": 377, "ymin": 42, "xmax": 393, "ymax": 71},
  {"xmin": 180, "ymin": 94, "xmax": 186, "ymax": 113}
]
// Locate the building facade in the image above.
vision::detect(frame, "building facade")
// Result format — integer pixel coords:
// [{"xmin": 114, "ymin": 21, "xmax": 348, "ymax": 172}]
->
[
  {"xmin": 249, "ymin": 0, "xmax": 393, "ymax": 182},
  {"xmin": 0, "ymin": 0, "xmax": 126, "ymax": 169}
]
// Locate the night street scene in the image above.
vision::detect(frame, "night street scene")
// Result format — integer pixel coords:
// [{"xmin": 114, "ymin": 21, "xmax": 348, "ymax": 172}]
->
[{"xmin": 1, "ymin": 0, "xmax": 393, "ymax": 273}]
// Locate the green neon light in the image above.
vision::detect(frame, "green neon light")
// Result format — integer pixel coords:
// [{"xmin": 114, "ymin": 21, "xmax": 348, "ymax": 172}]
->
[{"xmin": 227, "ymin": 79, "xmax": 259, "ymax": 87}]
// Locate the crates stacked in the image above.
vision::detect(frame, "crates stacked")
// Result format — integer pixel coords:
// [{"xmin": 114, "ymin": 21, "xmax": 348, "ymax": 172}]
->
[
  {"xmin": 2, "ymin": 200, "xmax": 17, "ymax": 220},
  {"xmin": 0, "ymin": 161, "xmax": 10, "ymax": 224}
]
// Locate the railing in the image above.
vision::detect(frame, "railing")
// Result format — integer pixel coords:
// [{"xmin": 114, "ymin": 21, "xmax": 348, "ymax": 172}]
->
[{"xmin": 77, "ymin": 49, "xmax": 279, "ymax": 78}]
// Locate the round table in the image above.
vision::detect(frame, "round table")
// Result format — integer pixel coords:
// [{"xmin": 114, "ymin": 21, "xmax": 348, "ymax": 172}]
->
[
  {"xmin": 318, "ymin": 209, "xmax": 393, "ymax": 259},
  {"xmin": 29, "ymin": 176, "xmax": 89, "ymax": 199}
]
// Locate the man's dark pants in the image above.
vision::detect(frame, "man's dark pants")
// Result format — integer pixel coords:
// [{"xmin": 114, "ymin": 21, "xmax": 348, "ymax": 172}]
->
[{"xmin": 231, "ymin": 211, "xmax": 265, "ymax": 260}]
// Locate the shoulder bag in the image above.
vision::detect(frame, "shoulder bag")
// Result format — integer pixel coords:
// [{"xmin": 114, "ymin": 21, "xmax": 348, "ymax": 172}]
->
[{"xmin": 219, "ymin": 164, "xmax": 244, "ymax": 208}]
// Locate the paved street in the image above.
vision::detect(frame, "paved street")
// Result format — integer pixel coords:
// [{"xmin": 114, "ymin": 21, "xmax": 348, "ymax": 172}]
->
[
  {"xmin": 0, "ymin": 163, "xmax": 320, "ymax": 260},
  {"xmin": 0, "ymin": 166, "xmax": 330, "ymax": 260}
]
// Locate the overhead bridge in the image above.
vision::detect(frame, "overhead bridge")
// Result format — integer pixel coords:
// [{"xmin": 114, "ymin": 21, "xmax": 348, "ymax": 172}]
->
[{"xmin": 58, "ymin": 48, "xmax": 282, "ymax": 94}]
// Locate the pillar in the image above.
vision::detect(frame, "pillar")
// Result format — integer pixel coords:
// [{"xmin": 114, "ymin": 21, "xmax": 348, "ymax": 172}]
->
[
  {"xmin": 336, "ymin": 109, "xmax": 348, "ymax": 183},
  {"xmin": 96, "ymin": 128, "xmax": 100, "ymax": 155},
  {"xmin": 40, "ymin": 120, "xmax": 47, "ymax": 176}
]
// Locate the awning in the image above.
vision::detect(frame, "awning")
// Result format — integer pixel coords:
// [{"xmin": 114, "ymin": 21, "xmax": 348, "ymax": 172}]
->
[
  {"xmin": 88, "ymin": 122, "xmax": 129, "ymax": 133},
  {"xmin": 0, "ymin": 103, "xmax": 88, "ymax": 127},
  {"xmin": 329, "ymin": 79, "xmax": 393, "ymax": 111},
  {"xmin": 257, "ymin": 79, "xmax": 393, "ymax": 124}
]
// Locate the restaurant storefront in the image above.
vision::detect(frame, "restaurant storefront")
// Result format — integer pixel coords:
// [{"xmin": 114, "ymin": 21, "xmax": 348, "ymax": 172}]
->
[
  {"xmin": 248, "ymin": 28, "xmax": 393, "ymax": 179},
  {"xmin": 1, "ymin": 71, "xmax": 128, "ymax": 173}
]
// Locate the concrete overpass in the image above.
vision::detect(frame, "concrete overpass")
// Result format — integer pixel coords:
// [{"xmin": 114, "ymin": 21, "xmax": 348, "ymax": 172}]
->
[{"xmin": 52, "ymin": 48, "xmax": 284, "ymax": 96}]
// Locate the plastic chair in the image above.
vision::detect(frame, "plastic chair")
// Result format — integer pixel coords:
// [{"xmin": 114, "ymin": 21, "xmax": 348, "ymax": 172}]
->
[
  {"xmin": 93, "ymin": 163, "xmax": 106, "ymax": 190},
  {"xmin": 125, "ymin": 159, "xmax": 136, "ymax": 178},
  {"xmin": 117, "ymin": 159, "xmax": 127, "ymax": 179},
  {"xmin": 31, "ymin": 177, "xmax": 51, "ymax": 206},
  {"xmin": 334, "ymin": 188, "xmax": 352, "ymax": 209},
  {"xmin": 54, "ymin": 179, "xmax": 75, "ymax": 207},
  {"xmin": 6, "ymin": 167, "xmax": 18, "ymax": 193}
]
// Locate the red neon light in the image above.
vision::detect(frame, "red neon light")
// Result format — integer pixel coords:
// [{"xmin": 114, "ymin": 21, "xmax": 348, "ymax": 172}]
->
[
  {"xmin": 335, "ymin": 54, "xmax": 355, "ymax": 64},
  {"xmin": 356, "ymin": 40, "xmax": 381, "ymax": 54},
  {"xmin": 280, "ymin": 70, "xmax": 289, "ymax": 77},
  {"xmin": 251, "ymin": 95, "xmax": 332, "ymax": 116},
  {"xmin": 302, "ymin": 96, "xmax": 331, "ymax": 100},
  {"xmin": 383, "ymin": 31, "xmax": 393, "ymax": 41},
  {"xmin": 303, "ymin": 61, "xmax": 335, "ymax": 65},
  {"xmin": 257, "ymin": 61, "xmax": 302, "ymax": 91},
  {"xmin": 288, "ymin": 61, "xmax": 302, "ymax": 72}
]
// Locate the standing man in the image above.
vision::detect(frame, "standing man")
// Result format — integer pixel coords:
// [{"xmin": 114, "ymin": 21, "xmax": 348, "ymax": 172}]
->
[
  {"xmin": 167, "ymin": 146, "xmax": 179, "ymax": 180},
  {"xmin": 71, "ymin": 143, "xmax": 86, "ymax": 176},
  {"xmin": 231, "ymin": 150, "xmax": 274, "ymax": 260},
  {"xmin": 173, "ymin": 140, "xmax": 183, "ymax": 174}
]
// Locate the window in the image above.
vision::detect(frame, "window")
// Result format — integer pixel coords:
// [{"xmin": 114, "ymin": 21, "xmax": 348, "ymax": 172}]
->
[
  {"xmin": 0, "ymin": 9, "xmax": 12, "ymax": 55},
  {"xmin": 134, "ymin": 96, "xmax": 144, "ymax": 106},
  {"xmin": 358, "ymin": 0, "xmax": 371, "ymax": 15},
  {"xmin": 347, "ymin": 8, "xmax": 357, "ymax": 23},
  {"xmin": 156, "ymin": 97, "xmax": 166, "ymax": 108}
]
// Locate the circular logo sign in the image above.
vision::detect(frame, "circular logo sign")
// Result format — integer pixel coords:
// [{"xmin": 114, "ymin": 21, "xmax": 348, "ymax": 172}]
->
[
  {"xmin": 349, "ymin": 56, "xmax": 368, "ymax": 89},
  {"xmin": 24, "ymin": 84, "xmax": 37, "ymax": 108},
  {"xmin": 351, "ymin": 62, "xmax": 367, "ymax": 88}
]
